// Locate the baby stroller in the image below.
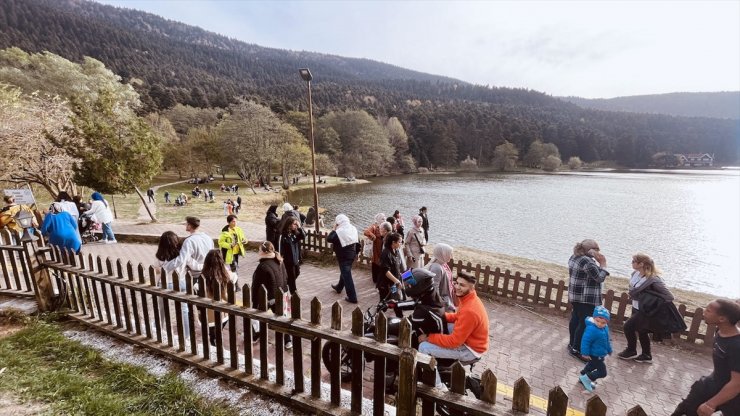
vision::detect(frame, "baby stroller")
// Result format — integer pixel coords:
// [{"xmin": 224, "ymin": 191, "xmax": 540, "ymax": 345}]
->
[{"xmin": 79, "ymin": 212, "xmax": 100, "ymax": 244}]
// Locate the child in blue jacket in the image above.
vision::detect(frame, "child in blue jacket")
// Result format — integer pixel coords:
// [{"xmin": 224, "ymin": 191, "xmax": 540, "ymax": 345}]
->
[{"xmin": 579, "ymin": 305, "xmax": 613, "ymax": 392}]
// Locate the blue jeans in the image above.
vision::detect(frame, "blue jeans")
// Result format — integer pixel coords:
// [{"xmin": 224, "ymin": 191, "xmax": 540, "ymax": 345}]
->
[
  {"xmin": 418, "ymin": 324, "xmax": 478, "ymax": 387},
  {"xmin": 569, "ymin": 302, "xmax": 596, "ymax": 352},
  {"xmin": 159, "ymin": 278, "xmax": 190, "ymax": 337},
  {"xmin": 581, "ymin": 355, "xmax": 607, "ymax": 381},
  {"xmin": 101, "ymin": 222, "xmax": 116, "ymax": 241},
  {"xmin": 334, "ymin": 260, "xmax": 357, "ymax": 302}
]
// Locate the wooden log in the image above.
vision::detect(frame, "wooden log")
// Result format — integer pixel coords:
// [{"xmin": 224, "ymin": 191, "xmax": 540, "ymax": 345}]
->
[
  {"xmin": 419, "ymin": 360, "xmax": 437, "ymax": 416},
  {"xmin": 373, "ymin": 312, "xmax": 388, "ymax": 416},
  {"xmin": 149, "ymin": 266, "xmax": 162, "ymax": 343},
  {"xmin": 512, "ymin": 271, "xmax": 522, "ymax": 301},
  {"xmin": 480, "ymin": 369, "xmax": 496, "ymax": 404},
  {"xmin": 555, "ymin": 280, "xmax": 565, "ymax": 311},
  {"xmin": 197, "ymin": 276, "xmax": 210, "ymax": 359},
  {"xmin": 511, "ymin": 377, "xmax": 530, "ymax": 413},
  {"xmin": 350, "ymin": 307, "xmax": 364, "ymax": 414},
  {"xmin": 116, "ymin": 260, "xmax": 132, "ymax": 333},
  {"xmin": 242, "ymin": 284, "xmax": 253, "ymax": 375},
  {"xmin": 482, "ymin": 265, "xmax": 491, "ymax": 294},
  {"xmin": 127, "ymin": 262, "xmax": 141, "ymax": 336},
  {"xmin": 397, "ymin": 317, "xmax": 412, "ymax": 349},
  {"xmin": 137, "ymin": 264, "xmax": 151, "ymax": 339},
  {"xmin": 172, "ymin": 271, "xmax": 185, "ymax": 351},
  {"xmin": 450, "ymin": 362, "xmax": 466, "ymax": 395},
  {"xmin": 396, "ymin": 349, "xmax": 416, "ymax": 416},
  {"xmin": 616, "ymin": 292, "xmax": 629, "ymax": 326},
  {"xmin": 533, "ymin": 276, "xmax": 542, "ymax": 306},
  {"xmin": 227, "ymin": 282, "xmax": 238, "ymax": 370},
  {"xmin": 274, "ymin": 287, "xmax": 285, "ymax": 386},
  {"xmin": 502, "ymin": 270, "xmax": 511, "ymax": 298},
  {"xmin": 330, "ymin": 301, "xmax": 342, "ymax": 405},
  {"xmin": 186, "ymin": 274, "xmax": 197, "ymax": 355},
  {"xmin": 585, "ymin": 395, "xmax": 607, "ymax": 416},
  {"xmin": 626, "ymin": 405, "xmax": 648, "ymax": 416},
  {"xmin": 547, "ymin": 385, "xmax": 569, "ymax": 416},
  {"xmin": 160, "ymin": 269, "xmax": 173, "ymax": 347},
  {"xmin": 545, "ymin": 277, "xmax": 554, "ymax": 308},
  {"xmin": 257, "ymin": 285, "xmax": 269, "ymax": 380},
  {"xmin": 310, "ymin": 297, "xmax": 322, "ymax": 399},
  {"xmin": 687, "ymin": 307, "xmax": 703, "ymax": 343},
  {"xmin": 291, "ymin": 293, "xmax": 304, "ymax": 393}
]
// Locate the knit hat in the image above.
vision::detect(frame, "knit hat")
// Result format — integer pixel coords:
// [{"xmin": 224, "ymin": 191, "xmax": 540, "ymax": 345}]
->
[{"xmin": 593, "ymin": 306, "xmax": 610, "ymax": 321}]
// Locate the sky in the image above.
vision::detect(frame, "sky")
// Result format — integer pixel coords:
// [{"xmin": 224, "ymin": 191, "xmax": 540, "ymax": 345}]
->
[{"xmin": 96, "ymin": 0, "xmax": 740, "ymax": 99}]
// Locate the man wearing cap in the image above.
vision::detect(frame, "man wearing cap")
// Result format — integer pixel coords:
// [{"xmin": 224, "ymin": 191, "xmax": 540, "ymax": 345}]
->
[{"xmin": 163, "ymin": 216, "xmax": 214, "ymax": 279}]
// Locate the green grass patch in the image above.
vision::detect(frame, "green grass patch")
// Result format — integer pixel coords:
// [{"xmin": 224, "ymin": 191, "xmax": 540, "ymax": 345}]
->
[{"xmin": 0, "ymin": 320, "xmax": 236, "ymax": 415}]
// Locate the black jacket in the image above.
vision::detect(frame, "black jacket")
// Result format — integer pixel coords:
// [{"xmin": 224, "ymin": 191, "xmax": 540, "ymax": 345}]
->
[
  {"xmin": 327, "ymin": 231, "xmax": 360, "ymax": 262},
  {"xmin": 639, "ymin": 289, "xmax": 688, "ymax": 334},
  {"xmin": 265, "ymin": 212, "xmax": 280, "ymax": 247},
  {"xmin": 251, "ymin": 257, "xmax": 288, "ymax": 311},
  {"xmin": 279, "ymin": 227, "xmax": 306, "ymax": 266}
]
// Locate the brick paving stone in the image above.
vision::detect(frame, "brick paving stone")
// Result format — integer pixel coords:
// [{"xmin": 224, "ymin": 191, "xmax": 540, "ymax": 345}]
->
[{"xmin": 74, "ymin": 224, "xmax": 713, "ymax": 416}]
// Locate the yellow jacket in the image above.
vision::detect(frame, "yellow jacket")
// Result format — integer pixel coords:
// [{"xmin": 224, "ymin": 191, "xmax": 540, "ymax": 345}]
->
[{"xmin": 218, "ymin": 226, "xmax": 247, "ymax": 265}]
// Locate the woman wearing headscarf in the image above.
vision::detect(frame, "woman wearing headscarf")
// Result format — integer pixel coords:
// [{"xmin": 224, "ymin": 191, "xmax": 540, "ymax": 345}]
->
[
  {"xmin": 56, "ymin": 191, "xmax": 80, "ymax": 223},
  {"xmin": 425, "ymin": 243, "xmax": 457, "ymax": 311},
  {"xmin": 327, "ymin": 214, "xmax": 361, "ymax": 303},
  {"xmin": 87, "ymin": 192, "xmax": 116, "ymax": 243},
  {"xmin": 264, "ymin": 205, "xmax": 280, "ymax": 247},
  {"xmin": 40, "ymin": 202, "xmax": 82, "ymax": 254},
  {"xmin": 363, "ymin": 213, "xmax": 387, "ymax": 284},
  {"xmin": 404, "ymin": 215, "xmax": 427, "ymax": 269}
]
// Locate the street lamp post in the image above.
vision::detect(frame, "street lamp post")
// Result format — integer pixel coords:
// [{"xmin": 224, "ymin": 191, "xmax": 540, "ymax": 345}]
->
[{"xmin": 299, "ymin": 68, "xmax": 320, "ymax": 234}]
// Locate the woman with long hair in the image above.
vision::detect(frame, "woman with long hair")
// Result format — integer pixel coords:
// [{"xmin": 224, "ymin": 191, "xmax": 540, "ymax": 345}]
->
[
  {"xmin": 278, "ymin": 216, "xmax": 305, "ymax": 295},
  {"xmin": 617, "ymin": 253, "xmax": 677, "ymax": 364},
  {"xmin": 251, "ymin": 241, "xmax": 293, "ymax": 349},
  {"xmin": 155, "ymin": 231, "xmax": 191, "ymax": 337},
  {"xmin": 424, "ymin": 243, "xmax": 457, "ymax": 311},
  {"xmin": 378, "ymin": 232, "xmax": 404, "ymax": 302},
  {"xmin": 264, "ymin": 205, "xmax": 280, "ymax": 247},
  {"xmin": 200, "ymin": 249, "xmax": 232, "ymax": 346}
]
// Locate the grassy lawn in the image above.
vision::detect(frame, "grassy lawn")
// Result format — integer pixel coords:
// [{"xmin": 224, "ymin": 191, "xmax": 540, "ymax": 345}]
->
[{"xmin": 0, "ymin": 316, "xmax": 236, "ymax": 416}]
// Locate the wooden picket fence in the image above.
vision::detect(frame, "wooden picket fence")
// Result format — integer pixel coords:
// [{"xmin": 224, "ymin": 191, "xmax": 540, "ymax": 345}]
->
[{"xmin": 300, "ymin": 230, "xmax": 714, "ymax": 347}]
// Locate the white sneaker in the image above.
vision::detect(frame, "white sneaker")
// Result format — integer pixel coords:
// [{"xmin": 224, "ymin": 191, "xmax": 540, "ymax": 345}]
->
[{"xmin": 105, "ymin": 240, "xmax": 117, "ymax": 244}]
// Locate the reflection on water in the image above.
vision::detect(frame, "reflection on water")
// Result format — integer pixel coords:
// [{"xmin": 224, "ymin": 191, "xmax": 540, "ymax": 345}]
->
[{"xmin": 290, "ymin": 170, "xmax": 740, "ymax": 296}]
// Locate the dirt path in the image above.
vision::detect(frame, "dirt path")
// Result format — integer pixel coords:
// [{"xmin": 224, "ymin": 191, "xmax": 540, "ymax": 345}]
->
[{"xmin": 136, "ymin": 180, "xmax": 190, "ymax": 221}]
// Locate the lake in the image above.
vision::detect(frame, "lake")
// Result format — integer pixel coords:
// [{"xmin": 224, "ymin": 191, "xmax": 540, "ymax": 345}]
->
[{"xmin": 289, "ymin": 169, "xmax": 740, "ymax": 297}]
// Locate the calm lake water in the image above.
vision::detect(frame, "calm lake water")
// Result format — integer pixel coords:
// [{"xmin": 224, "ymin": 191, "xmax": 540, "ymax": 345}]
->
[{"xmin": 290, "ymin": 170, "xmax": 740, "ymax": 297}]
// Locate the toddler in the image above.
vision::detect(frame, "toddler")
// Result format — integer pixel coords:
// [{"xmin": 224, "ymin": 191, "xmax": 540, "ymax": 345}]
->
[{"xmin": 579, "ymin": 305, "xmax": 613, "ymax": 392}]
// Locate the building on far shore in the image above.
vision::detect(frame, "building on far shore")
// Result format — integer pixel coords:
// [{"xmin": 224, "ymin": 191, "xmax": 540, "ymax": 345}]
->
[{"xmin": 675, "ymin": 153, "xmax": 714, "ymax": 167}]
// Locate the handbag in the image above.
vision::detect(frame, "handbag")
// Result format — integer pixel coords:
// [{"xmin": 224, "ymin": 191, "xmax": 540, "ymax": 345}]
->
[{"xmin": 362, "ymin": 237, "xmax": 374, "ymax": 258}]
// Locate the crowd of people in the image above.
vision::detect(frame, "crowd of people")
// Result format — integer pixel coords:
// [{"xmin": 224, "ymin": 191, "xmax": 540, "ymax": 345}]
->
[{"xmin": 7, "ymin": 189, "xmax": 736, "ymax": 414}]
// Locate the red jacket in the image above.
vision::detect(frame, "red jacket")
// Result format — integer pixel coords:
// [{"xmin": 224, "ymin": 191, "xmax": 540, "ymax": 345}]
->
[{"xmin": 428, "ymin": 290, "xmax": 489, "ymax": 354}]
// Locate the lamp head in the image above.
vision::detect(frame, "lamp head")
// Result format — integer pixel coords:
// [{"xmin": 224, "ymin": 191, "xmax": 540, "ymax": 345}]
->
[
  {"xmin": 299, "ymin": 68, "xmax": 313, "ymax": 82},
  {"xmin": 14, "ymin": 209, "xmax": 33, "ymax": 229}
]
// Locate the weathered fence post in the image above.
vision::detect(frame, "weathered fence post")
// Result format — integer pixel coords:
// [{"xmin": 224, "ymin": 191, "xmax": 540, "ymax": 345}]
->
[
  {"xmin": 23, "ymin": 240, "xmax": 55, "ymax": 311},
  {"xmin": 396, "ymin": 349, "xmax": 417, "ymax": 416}
]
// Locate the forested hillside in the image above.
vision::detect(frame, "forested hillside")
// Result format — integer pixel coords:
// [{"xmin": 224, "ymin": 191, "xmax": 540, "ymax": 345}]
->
[
  {"xmin": 562, "ymin": 92, "xmax": 740, "ymax": 120},
  {"xmin": 1, "ymin": 0, "xmax": 738, "ymax": 168}
]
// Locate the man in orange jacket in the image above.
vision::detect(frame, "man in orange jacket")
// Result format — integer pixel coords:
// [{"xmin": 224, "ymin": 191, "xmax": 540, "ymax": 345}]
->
[{"xmin": 418, "ymin": 271, "xmax": 490, "ymax": 388}]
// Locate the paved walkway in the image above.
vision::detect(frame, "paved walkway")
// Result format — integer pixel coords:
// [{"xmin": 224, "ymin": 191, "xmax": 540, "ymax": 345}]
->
[{"xmin": 79, "ymin": 224, "xmax": 711, "ymax": 416}]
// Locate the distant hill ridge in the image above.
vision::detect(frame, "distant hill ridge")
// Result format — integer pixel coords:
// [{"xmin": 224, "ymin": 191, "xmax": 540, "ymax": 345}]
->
[
  {"xmin": 1, "ymin": 0, "xmax": 738, "ymax": 167},
  {"xmin": 562, "ymin": 91, "xmax": 740, "ymax": 120}
]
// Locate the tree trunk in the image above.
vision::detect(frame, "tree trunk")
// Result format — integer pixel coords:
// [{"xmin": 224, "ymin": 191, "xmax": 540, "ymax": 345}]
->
[{"xmin": 134, "ymin": 186, "xmax": 157, "ymax": 222}]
